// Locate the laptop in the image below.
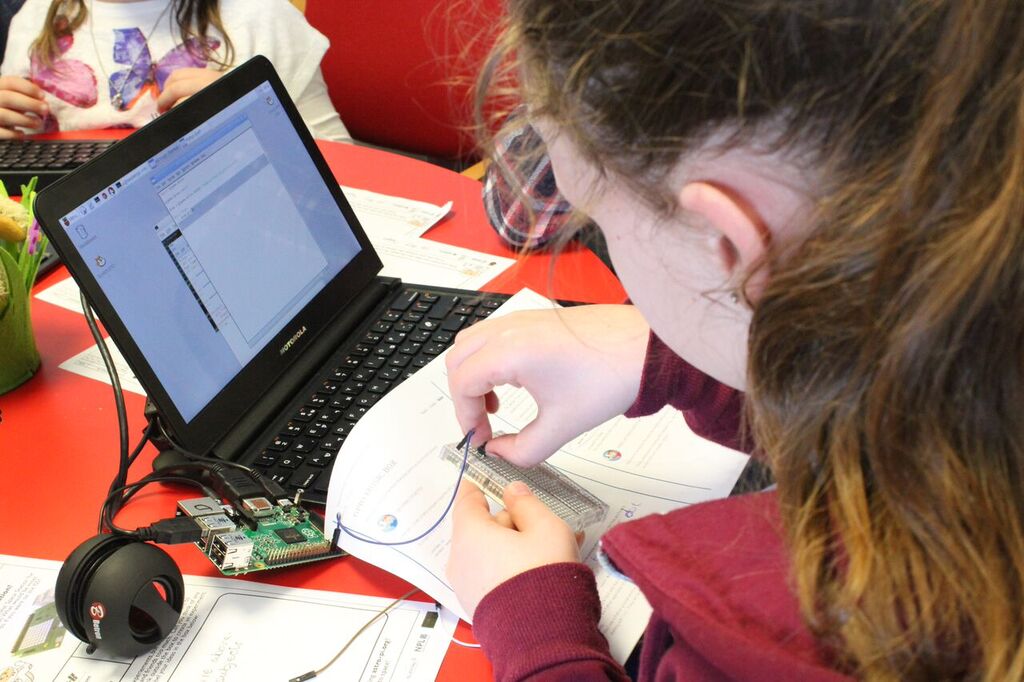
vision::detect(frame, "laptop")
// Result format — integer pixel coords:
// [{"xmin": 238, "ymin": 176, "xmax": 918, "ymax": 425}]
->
[{"xmin": 35, "ymin": 55, "xmax": 509, "ymax": 505}]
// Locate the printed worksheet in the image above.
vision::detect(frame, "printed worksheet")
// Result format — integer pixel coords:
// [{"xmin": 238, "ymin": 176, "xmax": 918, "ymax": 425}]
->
[
  {"xmin": 0, "ymin": 555, "xmax": 457, "ymax": 682},
  {"xmin": 325, "ymin": 289, "xmax": 750, "ymax": 663}
]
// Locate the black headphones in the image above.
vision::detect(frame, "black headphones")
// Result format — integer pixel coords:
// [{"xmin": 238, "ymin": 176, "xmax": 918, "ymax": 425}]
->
[{"xmin": 54, "ymin": 534, "xmax": 184, "ymax": 658}]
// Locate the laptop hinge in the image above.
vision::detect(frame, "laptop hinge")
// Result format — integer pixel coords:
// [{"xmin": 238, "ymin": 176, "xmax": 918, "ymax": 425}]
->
[{"xmin": 210, "ymin": 276, "xmax": 402, "ymax": 463}]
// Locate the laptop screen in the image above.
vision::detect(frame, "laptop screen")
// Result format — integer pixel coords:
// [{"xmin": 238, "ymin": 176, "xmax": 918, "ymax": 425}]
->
[{"xmin": 54, "ymin": 80, "xmax": 362, "ymax": 422}]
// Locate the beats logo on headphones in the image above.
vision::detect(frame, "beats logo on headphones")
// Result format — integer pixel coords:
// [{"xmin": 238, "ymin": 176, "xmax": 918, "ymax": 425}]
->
[{"xmin": 55, "ymin": 534, "xmax": 184, "ymax": 658}]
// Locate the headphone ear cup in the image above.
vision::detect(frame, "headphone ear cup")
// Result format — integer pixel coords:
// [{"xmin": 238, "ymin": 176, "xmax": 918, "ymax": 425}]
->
[{"xmin": 55, "ymin": 535, "xmax": 184, "ymax": 658}]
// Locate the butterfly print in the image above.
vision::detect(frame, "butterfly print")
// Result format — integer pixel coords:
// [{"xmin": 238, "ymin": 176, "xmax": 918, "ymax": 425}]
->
[
  {"xmin": 30, "ymin": 34, "xmax": 98, "ymax": 109},
  {"xmin": 108, "ymin": 28, "xmax": 220, "ymax": 111}
]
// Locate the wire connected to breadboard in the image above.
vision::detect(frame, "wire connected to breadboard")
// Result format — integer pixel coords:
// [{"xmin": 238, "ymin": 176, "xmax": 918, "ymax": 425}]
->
[{"xmin": 332, "ymin": 429, "xmax": 475, "ymax": 546}]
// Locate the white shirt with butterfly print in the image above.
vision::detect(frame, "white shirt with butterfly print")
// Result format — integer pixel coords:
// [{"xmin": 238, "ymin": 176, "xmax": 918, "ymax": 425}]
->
[{"xmin": 1, "ymin": 0, "xmax": 350, "ymax": 141}]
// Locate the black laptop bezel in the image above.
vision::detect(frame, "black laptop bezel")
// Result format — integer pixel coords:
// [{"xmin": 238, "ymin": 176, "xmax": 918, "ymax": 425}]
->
[{"xmin": 35, "ymin": 55, "xmax": 384, "ymax": 454}]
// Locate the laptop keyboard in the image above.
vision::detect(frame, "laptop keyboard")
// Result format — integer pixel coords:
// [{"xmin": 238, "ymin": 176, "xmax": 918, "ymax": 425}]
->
[
  {"xmin": 248, "ymin": 287, "xmax": 509, "ymax": 503},
  {"xmin": 0, "ymin": 139, "xmax": 113, "ymax": 191}
]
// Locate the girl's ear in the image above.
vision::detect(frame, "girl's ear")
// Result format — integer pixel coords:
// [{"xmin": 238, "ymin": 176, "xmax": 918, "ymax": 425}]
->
[{"xmin": 678, "ymin": 181, "xmax": 770, "ymax": 301}]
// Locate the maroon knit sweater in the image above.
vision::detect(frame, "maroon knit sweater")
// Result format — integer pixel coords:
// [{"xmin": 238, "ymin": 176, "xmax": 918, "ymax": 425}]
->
[{"xmin": 471, "ymin": 332, "xmax": 850, "ymax": 681}]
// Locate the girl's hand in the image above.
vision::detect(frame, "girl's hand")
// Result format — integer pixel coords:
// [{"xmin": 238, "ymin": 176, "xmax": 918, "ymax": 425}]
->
[
  {"xmin": 447, "ymin": 481, "xmax": 581, "ymax": 618},
  {"xmin": 0, "ymin": 76, "xmax": 47, "ymax": 138},
  {"xmin": 446, "ymin": 304, "xmax": 649, "ymax": 466},
  {"xmin": 157, "ymin": 68, "xmax": 223, "ymax": 112}
]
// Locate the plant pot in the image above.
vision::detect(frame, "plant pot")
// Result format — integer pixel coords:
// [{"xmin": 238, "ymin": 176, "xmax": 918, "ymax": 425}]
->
[{"xmin": 0, "ymin": 247, "xmax": 41, "ymax": 394}]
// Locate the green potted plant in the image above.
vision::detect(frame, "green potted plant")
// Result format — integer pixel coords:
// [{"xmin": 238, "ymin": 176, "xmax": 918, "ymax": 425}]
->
[{"xmin": 0, "ymin": 177, "xmax": 46, "ymax": 394}]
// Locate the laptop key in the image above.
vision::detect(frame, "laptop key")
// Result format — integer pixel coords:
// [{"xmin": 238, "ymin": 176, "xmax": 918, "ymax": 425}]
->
[
  {"xmin": 340, "ymin": 380, "xmax": 366, "ymax": 395},
  {"xmin": 316, "ymin": 408, "xmax": 344, "ymax": 424},
  {"xmin": 367, "ymin": 380, "xmax": 392, "ymax": 394},
  {"xmin": 320, "ymin": 436, "xmax": 344, "ymax": 452},
  {"xmin": 293, "ymin": 406, "xmax": 318, "ymax": 422},
  {"xmin": 426, "ymin": 295, "xmax": 458, "ymax": 319},
  {"xmin": 388, "ymin": 354, "xmax": 412, "ymax": 368},
  {"xmin": 255, "ymin": 453, "xmax": 278, "ymax": 468},
  {"xmin": 279, "ymin": 454, "xmax": 304, "ymax": 469},
  {"xmin": 304, "ymin": 422, "xmax": 328, "ymax": 438},
  {"xmin": 289, "ymin": 467, "xmax": 319, "ymax": 491},
  {"xmin": 408, "ymin": 329, "xmax": 432, "ymax": 343},
  {"xmin": 374, "ymin": 344, "xmax": 398, "ymax": 357},
  {"xmin": 356, "ymin": 395, "xmax": 379, "ymax": 408},
  {"xmin": 344, "ymin": 406, "xmax": 369, "ymax": 422},
  {"xmin": 267, "ymin": 436, "xmax": 292, "ymax": 451},
  {"xmin": 352, "ymin": 368, "xmax": 376, "ymax": 382},
  {"xmin": 441, "ymin": 315, "xmax": 468, "ymax": 332},
  {"xmin": 390, "ymin": 290, "xmax": 419, "ymax": 310}
]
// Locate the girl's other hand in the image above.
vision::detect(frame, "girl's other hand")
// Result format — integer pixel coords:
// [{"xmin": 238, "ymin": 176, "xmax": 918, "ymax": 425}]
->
[
  {"xmin": 156, "ymin": 68, "xmax": 223, "ymax": 112},
  {"xmin": 447, "ymin": 481, "xmax": 581, "ymax": 618},
  {"xmin": 0, "ymin": 76, "xmax": 47, "ymax": 138},
  {"xmin": 445, "ymin": 304, "xmax": 649, "ymax": 466}
]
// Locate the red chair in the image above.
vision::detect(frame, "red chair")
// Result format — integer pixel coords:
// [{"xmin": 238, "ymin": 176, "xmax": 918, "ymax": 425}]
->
[{"xmin": 304, "ymin": 1, "xmax": 504, "ymax": 167}]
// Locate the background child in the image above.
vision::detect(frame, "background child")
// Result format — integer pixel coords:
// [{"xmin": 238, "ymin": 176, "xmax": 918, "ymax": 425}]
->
[
  {"xmin": 446, "ymin": 0, "xmax": 1024, "ymax": 680},
  {"xmin": 0, "ymin": 0, "xmax": 349, "ymax": 140}
]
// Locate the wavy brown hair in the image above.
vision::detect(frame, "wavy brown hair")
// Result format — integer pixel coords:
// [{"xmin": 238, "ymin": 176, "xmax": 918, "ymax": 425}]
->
[
  {"xmin": 31, "ymin": 0, "xmax": 234, "ymax": 68},
  {"xmin": 479, "ymin": 0, "xmax": 1024, "ymax": 679}
]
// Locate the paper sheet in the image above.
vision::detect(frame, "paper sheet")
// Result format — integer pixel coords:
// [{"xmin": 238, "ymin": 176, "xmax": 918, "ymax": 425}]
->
[
  {"xmin": 338, "ymin": 185, "xmax": 513, "ymax": 288},
  {"xmin": 341, "ymin": 185, "xmax": 452, "ymax": 239},
  {"xmin": 325, "ymin": 289, "xmax": 750, "ymax": 662},
  {"xmin": 58, "ymin": 342, "xmax": 146, "ymax": 396},
  {"xmin": 0, "ymin": 554, "xmax": 457, "ymax": 682},
  {"xmin": 34, "ymin": 276, "xmax": 82, "ymax": 314},
  {"xmin": 371, "ymin": 236, "xmax": 515, "ymax": 290}
]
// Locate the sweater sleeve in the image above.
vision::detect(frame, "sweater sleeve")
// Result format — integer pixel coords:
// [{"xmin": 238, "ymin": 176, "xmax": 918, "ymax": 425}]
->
[
  {"xmin": 625, "ymin": 330, "xmax": 747, "ymax": 451},
  {"xmin": 473, "ymin": 563, "xmax": 630, "ymax": 681}
]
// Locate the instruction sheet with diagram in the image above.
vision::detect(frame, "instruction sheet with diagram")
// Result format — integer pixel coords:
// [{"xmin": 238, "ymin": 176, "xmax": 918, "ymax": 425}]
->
[{"xmin": 0, "ymin": 554, "xmax": 456, "ymax": 682}]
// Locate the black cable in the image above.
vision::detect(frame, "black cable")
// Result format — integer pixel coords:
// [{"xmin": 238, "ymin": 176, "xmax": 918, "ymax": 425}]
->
[
  {"xmin": 152, "ymin": 415, "xmax": 282, "ymax": 501},
  {"xmin": 81, "ymin": 290, "xmax": 136, "ymax": 533},
  {"xmin": 100, "ymin": 470, "xmax": 219, "ymax": 536}
]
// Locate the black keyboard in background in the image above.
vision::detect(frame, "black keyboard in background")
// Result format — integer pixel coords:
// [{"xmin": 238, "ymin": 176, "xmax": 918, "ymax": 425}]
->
[
  {"xmin": 0, "ymin": 139, "xmax": 113, "ymax": 192},
  {"xmin": 247, "ymin": 287, "xmax": 509, "ymax": 504}
]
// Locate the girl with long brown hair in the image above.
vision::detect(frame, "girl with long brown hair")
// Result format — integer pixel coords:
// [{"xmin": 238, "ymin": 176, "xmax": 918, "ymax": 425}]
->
[
  {"xmin": 0, "ymin": 0, "xmax": 348, "ymax": 139},
  {"xmin": 445, "ymin": 0, "xmax": 1024, "ymax": 679}
]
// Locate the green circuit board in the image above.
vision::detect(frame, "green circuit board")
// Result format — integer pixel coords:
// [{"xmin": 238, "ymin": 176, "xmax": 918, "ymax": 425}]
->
[{"xmin": 178, "ymin": 496, "xmax": 344, "ymax": 576}]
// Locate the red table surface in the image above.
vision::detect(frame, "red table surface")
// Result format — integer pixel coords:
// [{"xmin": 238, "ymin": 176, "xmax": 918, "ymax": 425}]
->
[{"xmin": 0, "ymin": 133, "xmax": 625, "ymax": 680}]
